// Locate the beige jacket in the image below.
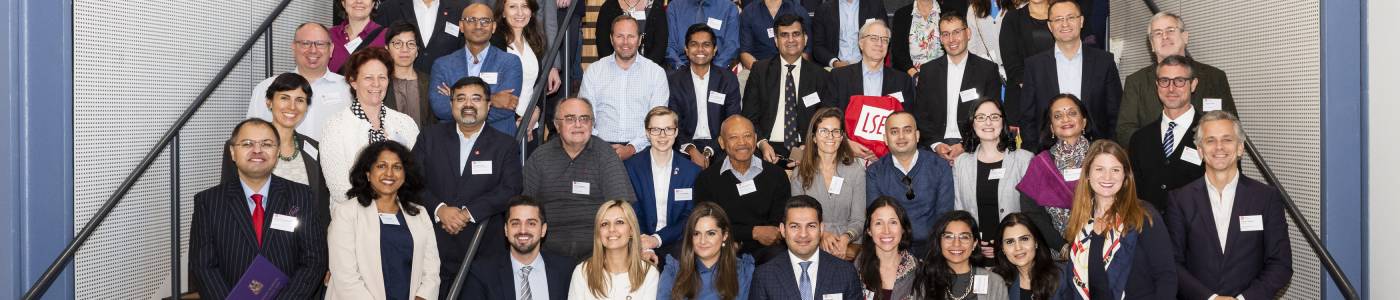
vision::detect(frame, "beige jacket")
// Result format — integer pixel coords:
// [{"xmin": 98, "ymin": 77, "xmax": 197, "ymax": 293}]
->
[{"xmin": 327, "ymin": 200, "xmax": 440, "ymax": 300}]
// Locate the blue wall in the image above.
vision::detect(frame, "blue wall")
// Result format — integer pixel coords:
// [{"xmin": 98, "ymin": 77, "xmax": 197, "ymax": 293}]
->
[
  {"xmin": 1321, "ymin": 0, "xmax": 1368, "ymax": 299},
  {"xmin": 2, "ymin": 0, "xmax": 75, "ymax": 299}
]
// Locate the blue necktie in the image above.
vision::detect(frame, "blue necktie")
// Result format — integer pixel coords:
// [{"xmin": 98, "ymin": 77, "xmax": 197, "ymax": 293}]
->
[
  {"xmin": 1163, "ymin": 121, "xmax": 1177, "ymax": 156},
  {"xmin": 799, "ymin": 261, "xmax": 813, "ymax": 300}
]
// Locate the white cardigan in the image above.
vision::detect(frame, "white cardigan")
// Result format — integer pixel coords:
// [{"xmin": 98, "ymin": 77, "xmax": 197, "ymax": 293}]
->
[
  {"xmin": 319, "ymin": 105, "xmax": 419, "ymax": 209},
  {"xmin": 327, "ymin": 200, "xmax": 440, "ymax": 300}
]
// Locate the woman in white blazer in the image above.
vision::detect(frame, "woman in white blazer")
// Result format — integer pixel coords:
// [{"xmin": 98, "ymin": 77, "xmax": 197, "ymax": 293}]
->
[
  {"xmin": 328, "ymin": 141, "xmax": 440, "ymax": 300},
  {"xmin": 322, "ymin": 47, "xmax": 420, "ymax": 209},
  {"xmin": 952, "ymin": 99, "xmax": 1033, "ymax": 258}
]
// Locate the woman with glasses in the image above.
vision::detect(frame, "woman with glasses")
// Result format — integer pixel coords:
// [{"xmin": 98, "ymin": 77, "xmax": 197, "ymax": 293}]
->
[
  {"xmin": 656, "ymin": 202, "xmax": 756, "ymax": 300},
  {"xmin": 625, "ymin": 107, "xmax": 702, "ymax": 265},
  {"xmin": 492, "ymin": 0, "xmax": 562, "ymax": 118},
  {"xmin": 992, "ymin": 213, "xmax": 1061, "ymax": 300},
  {"xmin": 890, "ymin": 0, "xmax": 942, "ymax": 76},
  {"xmin": 1014, "ymin": 93, "xmax": 1093, "ymax": 253},
  {"xmin": 790, "ymin": 107, "xmax": 867, "ymax": 260},
  {"xmin": 222, "ymin": 73, "xmax": 332, "ymax": 222},
  {"xmin": 855, "ymin": 197, "xmax": 919, "ymax": 300},
  {"xmin": 912, "ymin": 210, "xmax": 1010, "ymax": 299},
  {"xmin": 383, "ymin": 22, "xmax": 436, "ymax": 128},
  {"xmin": 331, "ymin": 0, "xmax": 389, "ymax": 73},
  {"xmin": 327, "ymin": 141, "xmax": 440, "ymax": 300},
  {"xmin": 952, "ymin": 99, "xmax": 1042, "ymax": 259},
  {"xmin": 322, "ymin": 48, "xmax": 421, "ymax": 209}
]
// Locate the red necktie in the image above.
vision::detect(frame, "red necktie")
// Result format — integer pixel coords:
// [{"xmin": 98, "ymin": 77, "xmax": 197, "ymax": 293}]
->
[{"xmin": 251, "ymin": 194, "xmax": 265, "ymax": 247}]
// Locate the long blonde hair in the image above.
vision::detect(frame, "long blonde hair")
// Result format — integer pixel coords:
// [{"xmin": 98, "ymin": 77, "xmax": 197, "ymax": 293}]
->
[
  {"xmin": 584, "ymin": 200, "xmax": 652, "ymax": 298},
  {"xmin": 1062, "ymin": 140, "xmax": 1151, "ymax": 242}
]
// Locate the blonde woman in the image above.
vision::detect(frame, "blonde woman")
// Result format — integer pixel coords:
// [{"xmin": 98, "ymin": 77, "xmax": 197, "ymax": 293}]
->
[{"xmin": 568, "ymin": 200, "xmax": 661, "ymax": 299}]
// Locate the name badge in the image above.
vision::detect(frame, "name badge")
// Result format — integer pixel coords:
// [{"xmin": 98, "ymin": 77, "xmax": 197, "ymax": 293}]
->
[
  {"xmin": 471, "ymin": 161, "xmax": 493, "ymax": 175},
  {"xmin": 802, "ymin": 92, "xmax": 821, "ymax": 107},
  {"xmin": 960, "ymin": 88, "xmax": 980, "ymax": 102},
  {"xmin": 1062, "ymin": 168, "xmax": 1082, "ymax": 181},
  {"xmin": 1203, "ymin": 98, "xmax": 1223, "ymax": 112},
  {"xmin": 827, "ymin": 176, "xmax": 845, "ymax": 194},
  {"xmin": 887, "ymin": 91, "xmax": 905, "ymax": 103},
  {"xmin": 706, "ymin": 17, "xmax": 723, "ymax": 30},
  {"xmin": 675, "ymin": 188, "xmax": 694, "ymax": 201},
  {"xmin": 344, "ymin": 37, "xmax": 363, "ymax": 53},
  {"xmin": 302, "ymin": 140, "xmax": 319, "ymax": 158},
  {"xmin": 708, "ymin": 91, "xmax": 727, "ymax": 104},
  {"xmin": 736, "ymin": 180, "xmax": 757, "ymax": 196},
  {"xmin": 822, "ymin": 294, "xmax": 843, "ymax": 300},
  {"xmin": 445, "ymin": 22, "xmax": 461, "ymax": 37},
  {"xmin": 480, "ymin": 72, "xmax": 499, "ymax": 85},
  {"xmin": 767, "ymin": 27, "xmax": 775, "ymax": 38},
  {"xmin": 572, "ymin": 181, "xmax": 591, "ymax": 195},
  {"xmin": 988, "ymin": 168, "xmax": 1005, "ymax": 180},
  {"xmin": 379, "ymin": 213, "xmax": 401, "ymax": 225},
  {"xmin": 632, "ymin": 10, "xmax": 647, "ymax": 20},
  {"xmin": 1240, "ymin": 215, "xmax": 1264, "ymax": 231},
  {"xmin": 270, "ymin": 214, "xmax": 299, "ymax": 232},
  {"xmin": 972, "ymin": 274, "xmax": 989, "ymax": 294},
  {"xmin": 1180, "ymin": 147, "xmax": 1202, "ymax": 166}
]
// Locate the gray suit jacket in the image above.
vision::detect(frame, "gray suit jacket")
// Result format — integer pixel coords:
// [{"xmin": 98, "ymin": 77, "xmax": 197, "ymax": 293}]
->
[{"xmin": 952, "ymin": 149, "xmax": 1034, "ymax": 224}]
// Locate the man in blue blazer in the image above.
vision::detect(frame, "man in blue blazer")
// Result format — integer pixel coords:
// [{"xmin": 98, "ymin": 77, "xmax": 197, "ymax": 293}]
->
[
  {"xmin": 462, "ymin": 196, "xmax": 575, "ymax": 300},
  {"xmin": 750, "ymin": 195, "xmax": 863, "ymax": 300},
  {"xmin": 430, "ymin": 4, "xmax": 524, "ymax": 135},
  {"xmin": 1166, "ymin": 111, "xmax": 1292, "ymax": 300},
  {"xmin": 192, "ymin": 119, "xmax": 328, "ymax": 299},
  {"xmin": 1017, "ymin": 1, "xmax": 1122, "ymax": 152},
  {"xmin": 412, "ymin": 77, "xmax": 525, "ymax": 297},
  {"xmin": 669, "ymin": 24, "xmax": 742, "ymax": 169}
]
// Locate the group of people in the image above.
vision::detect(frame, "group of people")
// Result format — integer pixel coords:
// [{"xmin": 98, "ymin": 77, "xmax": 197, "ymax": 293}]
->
[{"xmin": 188, "ymin": 0, "xmax": 1295, "ymax": 299}]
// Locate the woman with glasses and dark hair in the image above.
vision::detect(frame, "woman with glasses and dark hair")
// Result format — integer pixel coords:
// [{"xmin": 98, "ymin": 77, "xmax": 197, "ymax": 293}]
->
[
  {"xmin": 855, "ymin": 197, "xmax": 918, "ymax": 300},
  {"xmin": 952, "ymin": 98, "xmax": 1046, "ymax": 259},
  {"xmin": 1013, "ymin": 93, "xmax": 1093, "ymax": 252},
  {"xmin": 790, "ymin": 107, "xmax": 866, "ymax": 260},
  {"xmin": 656, "ymin": 201, "xmax": 755, "ymax": 300},
  {"xmin": 327, "ymin": 140, "xmax": 441, "ymax": 299},
  {"xmin": 913, "ymin": 210, "xmax": 1010, "ymax": 299},
  {"xmin": 322, "ymin": 47, "xmax": 421, "ymax": 209},
  {"xmin": 222, "ymin": 73, "xmax": 332, "ymax": 222},
  {"xmin": 992, "ymin": 213, "xmax": 1061, "ymax": 300},
  {"xmin": 383, "ymin": 21, "xmax": 436, "ymax": 128},
  {"xmin": 625, "ymin": 107, "xmax": 702, "ymax": 265}
]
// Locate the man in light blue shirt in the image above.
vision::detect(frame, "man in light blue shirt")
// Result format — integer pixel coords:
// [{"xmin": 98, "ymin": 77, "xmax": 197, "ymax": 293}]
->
[{"xmin": 580, "ymin": 15, "xmax": 671, "ymax": 160}]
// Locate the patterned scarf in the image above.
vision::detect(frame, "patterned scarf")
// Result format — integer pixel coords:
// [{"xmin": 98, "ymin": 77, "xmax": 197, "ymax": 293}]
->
[
  {"xmin": 351, "ymin": 99, "xmax": 387, "ymax": 143},
  {"xmin": 1068, "ymin": 217, "xmax": 1125, "ymax": 300},
  {"xmin": 1051, "ymin": 136, "xmax": 1089, "ymax": 170}
]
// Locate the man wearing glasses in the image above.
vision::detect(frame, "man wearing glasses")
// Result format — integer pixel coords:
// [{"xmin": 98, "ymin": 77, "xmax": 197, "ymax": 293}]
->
[
  {"xmin": 865, "ymin": 111, "xmax": 954, "ymax": 256},
  {"xmin": 913, "ymin": 13, "xmax": 1003, "ymax": 163},
  {"xmin": 1128, "ymin": 55, "xmax": 1206, "ymax": 211},
  {"xmin": 429, "ymin": 3, "xmax": 525, "ymax": 135},
  {"xmin": 821, "ymin": 20, "xmax": 906, "ymax": 160},
  {"xmin": 668, "ymin": 24, "xmax": 742, "ymax": 169},
  {"xmin": 246, "ymin": 22, "xmax": 352, "ymax": 141},
  {"xmin": 580, "ymin": 15, "xmax": 671, "ymax": 161},
  {"xmin": 1017, "ymin": 0, "xmax": 1122, "ymax": 152},
  {"xmin": 1116, "ymin": 11, "xmax": 1236, "ymax": 146},
  {"xmin": 523, "ymin": 97, "xmax": 638, "ymax": 260}
]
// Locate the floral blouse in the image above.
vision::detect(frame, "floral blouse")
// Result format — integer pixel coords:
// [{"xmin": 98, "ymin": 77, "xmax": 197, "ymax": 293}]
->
[{"xmin": 907, "ymin": 0, "xmax": 944, "ymax": 67}]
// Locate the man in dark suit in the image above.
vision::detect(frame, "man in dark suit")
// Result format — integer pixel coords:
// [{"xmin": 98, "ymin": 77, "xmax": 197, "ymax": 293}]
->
[
  {"xmin": 412, "ymin": 77, "xmax": 524, "ymax": 297},
  {"xmin": 669, "ymin": 24, "xmax": 742, "ymax": 169},
  {"xmin": 1115, "ymin": 11, "xmax": 1235, "ymax": 146},
  {"xmin": 750, "ymin": 195, "xmax": 863, "ymax": 300},
  {"xmin": 695, "ymin": 116, "xmax": 791, "ymax": 264},
  {"xmin": 913, "ymin": 13, "xmax": 1002, "ymax": 162},
  {"xmin": 1017, "ymin": 0, "xmax": 1122, "ymax": 151},
  {"xmin": 825, "ymin": 19, "xmax": 915, "ymax": 111},
  {"xmin": 1129, "ymin": 55, "xmax": 1204, "ymax": 211},
  {"xmin": 742, "ymin": 14, "xmax": 830, "ymax": 165},
  {"xmin": 811, "ymin": 0, "xmax": 887, "ymax": 68},
  {"xmin": 1165, "ymin": 110, "xmax": 1292, "ymax": 300},
  {"xmin": 374, "ymin": 0, "xmax": 468, "ymax": 73},
  {"xmin": 462, "ymin": 196, "xmax": 575, "ymax": 300},
  {"xmin": 192, "ymin": 118, "xmax": 328, "ymax": 299}
]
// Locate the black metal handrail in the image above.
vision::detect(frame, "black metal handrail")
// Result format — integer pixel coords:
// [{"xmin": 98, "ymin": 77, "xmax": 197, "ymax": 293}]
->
[{"xmin": 20, "ymin": 0, "xmax": 296, "ymax": 298}]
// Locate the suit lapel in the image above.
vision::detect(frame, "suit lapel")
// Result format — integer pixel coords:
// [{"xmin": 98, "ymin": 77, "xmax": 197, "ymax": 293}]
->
[
  {"xmin": 264, "ymin": 179, "xmax": 293, "ymax": 247},
  {"xmin": 1222, "ymin": 179, "xmax": 1254, "ymax": 258},
  {"xmin": 707, "ymin": 67, "xmax": 723, "ymax": 120},
  {"xmin": 1195, "ymin": 181, "xmax": 1227, "ymax": 255},
  {"xmin": 774, "ymin": 254, "xmax": 802, "ymax": 295},
  {"xmin": 1080, "ymin": 51, "xmax": 1096, "ymax": 100}
]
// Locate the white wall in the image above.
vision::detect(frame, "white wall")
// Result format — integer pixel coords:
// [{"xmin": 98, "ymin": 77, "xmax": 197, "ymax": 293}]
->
[{"xmin": 1367, "ymin": 0, "xmax": 1398, "ymax": 296}]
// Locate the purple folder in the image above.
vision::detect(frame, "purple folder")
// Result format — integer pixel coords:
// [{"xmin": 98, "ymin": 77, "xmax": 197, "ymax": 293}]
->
[{"xmin": 227, "ymin": 255, "xmax": 289, "ymax": 300}]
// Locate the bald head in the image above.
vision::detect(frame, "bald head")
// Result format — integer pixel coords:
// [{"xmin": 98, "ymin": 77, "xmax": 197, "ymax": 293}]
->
[
  {"xmin": 461, "ymin": 3, "xmax": 496, "ymax": 46},
  {"xmin": 719, "ymin": 115, "xmax": 758, "ymax": 163}
]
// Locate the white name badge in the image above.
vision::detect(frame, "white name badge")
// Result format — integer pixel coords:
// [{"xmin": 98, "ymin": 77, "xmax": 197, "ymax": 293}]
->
[
  {"xmin": 1203, "ymin": 98, "xmax": 1223, "ymax": 112},
  {"xmin": 675, "ymin": 188, "xmax": 694, "ymax": 201},
  {"xmin": 973, "ymin": 274, "xmax": 989, "ymax": 294},
  {"xmin": 572, "ymin": 181, "xmax": 591, "ymax": 195},
  {"xmin": 822, "ymin": 293, "xmax": 843, "ymax": 300},
  {"xmin": 960, "ymin": 88, "xmax": 980, "ymax": 102},
  {"xmin": 344, "ymin": 37, "xmax": 364, "ymax": 53},
  {"xmin": 480, "ymin": 72, "xmax": 499, "ymax": 85},
  {"xmin": 828, "ymin": 176, "xmax": 845, "ymax": 194},
  {"xmin": 888, "ymin": 91, "xmax": 905, "ymax": 103},
  {"xmin": 988, "ymin": 168, "xmax": 1006, "ymax": 180},
  {"xmin": 1062, "ymin": 168, "xmax": 1082, "ymax": 181},
  {"xmin": 767, "ymin": 27, "xmax": 775, "ymax": 38},
  {"xmin": 708, "ymin": 91, "xmax": 727, "ymax": 104},
  {"xmin": 471, "ymin": 160, "xmax": 493, "ymax": 175},
  {"xmin": 1180, "ymin": 147, "xmax": 1202, "ymax": 166},
  {"xmin": 802, "ymin": 92, "xmax": 822, "ymax": 107},
  {"xmin": 302, "ymin": 140, "xmax": 319, "ymax": 158},
  {"xmin": 270, "ymin": 214, "xmax": 299, "ymax": 232},
  {"xmin": 632, "ymin": 11, "xmax": 647, "ymax": 20},
  {"xmin": 445, "ymin": 22, "xmax": 461, "ymax": 37},
  {"xmin": 1240, "ymin": 215, "xmax": 1264, "ymax": 231},
  {"xmin": 736, "ymin": 180, "xmax": 758, "ymax": 196},
  {"xmin": 706, "ymin": 18, "xmax": 723, "ymax": 30},
  {"xmin": 379, "ymin": 213, "xmax": 401, "ymax": 225}
]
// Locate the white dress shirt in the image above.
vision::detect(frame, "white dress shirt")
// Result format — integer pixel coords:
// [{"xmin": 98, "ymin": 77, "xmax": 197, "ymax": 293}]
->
[
  {"xmin": 1160, "ymin": 105, "xmax": 1196, "ymax": 150},
  {"xmin": 692, "ymin": 69, "xmax": 713, "ymax": 140},
  {"xmin": 1205, "ymin": 172, "xmax": 1239, "ymax": 253},
  {"xmin": 787, "ymin": 250, "xmax": 820, "ymax": 291},
  {"xmin": 1052, "ymin": 43, "xmax": 1084, "ymax": 98},
  {"xmin": 510, "ymin": 254, "xmax": 551, "ymax": 300},
  {"xmin": 413, "ymin": 0, "xmax": 441, "ymax": 48},
  {"xmin": 247, "ymin": 69, "xmax": 352, "ymax": 141},
  {"xmin": 651, "ymin": 152, "xmax": 672, "ymax": 233},
  {"xmin": 508, "ymin": 42, "xmax": 542, "ymax": 115},
  {"xmin": 943, "ymin": 56, "xmax": 968, "ymax": 140},
  {"xmin": 771, "ymin": 56, "xmax": 804, "ymax": 143},
  {"xmin": 578, "ymin": 54, "xmax": 671, "ymax": 149},
  {"xmin": 895, "ymin": 151, "xmax": 920, "ymax": 175}
]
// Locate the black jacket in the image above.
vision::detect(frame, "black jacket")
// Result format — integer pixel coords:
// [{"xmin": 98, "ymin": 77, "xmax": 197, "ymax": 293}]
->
[
  {"xmin": 741, "ymin": 57, "xmax": 831, "ymax": 147},
  {"xmin": 912, "ymin": 53, "xmax": 1002, "ymax": 148},
  {"xmin": 374, "ymin": 0, "xmax": 469, "ymax": 73},
  {"xmin": 811, "ymin": 0, "xmax": 888, "ymax": 67},
  {"xmin": 1128, "ymin": 111, "xmax": 1204, "ymax": 211},
  {"xmin": 1017, "ymin": 45, "xmax": 1121, "ymax": 151},
  {"xmin": 594, "ymin": 0, "xmax": 670, "ymax": 68}
]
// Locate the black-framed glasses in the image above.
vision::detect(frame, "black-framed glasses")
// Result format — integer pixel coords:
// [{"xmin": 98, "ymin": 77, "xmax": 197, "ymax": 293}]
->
[
  {"xmin": 461, "ymin": 17, "xmax": 493, "ymax": 27},
  {"xmin": 901, "ymin": 175, "xmax": 915, "ymax": 200},
  {"xmin": 973, "ymin": 113, "xmax": 1003, "ymax": 123},
  {"xmin": 646, "ymin": 127, "xmax": 678, "ymax": 136},
  {"xmin": 1155, "ymin": 77, "xmax": 1194, "ymax": 88}
]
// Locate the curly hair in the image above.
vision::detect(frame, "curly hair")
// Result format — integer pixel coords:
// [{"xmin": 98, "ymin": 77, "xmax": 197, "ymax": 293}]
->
[{"xmin": 345, "ymin": 140, "xmax": 425, "ymax": 215}]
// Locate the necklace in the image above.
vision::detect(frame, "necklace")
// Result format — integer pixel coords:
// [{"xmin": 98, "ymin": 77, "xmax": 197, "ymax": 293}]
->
[
  {"xmin": 278, "ymin": 135, "xmax": 302, "ymax": 161},
  {"xmin": 947, "ymin": 274, "xmax": 974, "ymax": 300}
]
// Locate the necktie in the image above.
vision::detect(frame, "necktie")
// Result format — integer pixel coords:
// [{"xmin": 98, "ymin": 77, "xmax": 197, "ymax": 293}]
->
[
  {"xmin": 784, "ymin": 64, "xmax": 800, "ymax": 149},
  {"xmin": 518, "ymin": 266, "xmax": 533, "ymax": 300},
  {"xmin": 799, "ymin": 261, "xmax": 813, "ymax": 300},
  {"xmin": 251, "ymin": 194, "xmax": 265, "ymax": 247},
  {"xmin": 1163, "ymin": 121, "xmax": 1178, "ymax": 157}
]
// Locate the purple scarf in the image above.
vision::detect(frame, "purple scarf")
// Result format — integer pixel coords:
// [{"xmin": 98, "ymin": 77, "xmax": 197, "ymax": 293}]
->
[{"xmin": 1016, "ymin": 151, "xmax": 1078, "ymax": 208}]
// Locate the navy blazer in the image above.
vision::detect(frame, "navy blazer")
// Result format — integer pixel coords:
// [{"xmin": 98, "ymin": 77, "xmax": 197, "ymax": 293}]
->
[
  {"xmin": 1017, "ymin": 46, "xmax": 1122, "ymax": 151},
  {"xmin": 1128, "ymin": 112, "xmax": 1205, "ymax": 211},
  {"xmin": 1058, "ymin": 202, "xmax": 1177, "ymax": 300},
  {"xmin": 668, "ymin": 66, "xmax": 743, "ymax": 152},
  {"xmin": 429, "ymin": 46, "xmax": 524, "ymax": 135},
  {"xmin": 461, "ymin": 251, "xmax": 576, "ymax": 300},
  {"xmin": 411, "ymin": 123, "xmax": 524, "ymax": 276},
  {"xmin": 810, "ymin": 0, "xmax": 888, "ymax": 67},
  {"xmin": 624, "ymin": 148, "xmax": 703, "ymax": 246},
  {"xmin": 374, "ymin": 0, "xmax": 468, "ymax": 73},
  {"xmin": 1166, "ymin": 175, "xmax": 1292, "ymax": 300},
  {"xmin": 825, "ymin": 63, "xmax": 917, "ymax": 111},
  {"xmin": 750, "ymin": 250, "xmax": 863, "ymax": 300},
  {"xmin": 191, "ymin": 177, "xmax": 329, "ymax": 299}
]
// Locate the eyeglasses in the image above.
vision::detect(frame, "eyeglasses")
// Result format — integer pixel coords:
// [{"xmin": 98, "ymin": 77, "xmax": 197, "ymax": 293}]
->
[
  {"xmin": 647, "ymin": 127, "xmax": 678, "ymax": 136},
  {"xmin": 389, "ymin": 40, "xmax": 418, "ymax": 50},
  {"xmin": 938, "ymin": 27, "xmax": 967, "ymax": 37},
  {"xmin": 1150, "ymin": 27, "xmax": 1182, "ymax": 38},
  {"xmin": 901, "ymin": 175, "xmax": 915, "ymax": 200},
  {"xmin": 294, "ymin": 40, "xmax": 332, "ymax": 49},
  {"xmin": 1052, "ymin": 109, "xmax": 1082, "ymax": 121},
  {"xmin": 231, "ymin": 139, "xmax": 278, "ymax": 150},
  {"xmin": 941, "ymin": 232, "xmax": 976, "ymax": 243},
  {"xmin": 1049, "ymin": 15, "xmax": 1082, "ymax": 26},
  {"xmin": 461, "ymin": 17, "xmax": 493, "ymax": 27},
  {"xmin": 973, "ymin": 113, "xmax": 1003, "ymax": 123},
  {"xmin": 815, "ymin": 128, "xmax": 844, "ymax": 139},
  {"xmin": 556, "ymin": 115, "xmax": 594, "ymax": 125},
  {"xmin": 1156, "ymin": 77, "xmax": 1194, "ymax": 88},
  {"xmin": 862, "ymin": 35, "xmax": 891, "ymax": 44}
]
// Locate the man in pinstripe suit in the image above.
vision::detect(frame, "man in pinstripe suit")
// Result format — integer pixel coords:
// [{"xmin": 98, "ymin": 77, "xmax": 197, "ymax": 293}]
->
[{"xmin": 192, "ymin": 118, "xmax": 329, "ymax": 299}]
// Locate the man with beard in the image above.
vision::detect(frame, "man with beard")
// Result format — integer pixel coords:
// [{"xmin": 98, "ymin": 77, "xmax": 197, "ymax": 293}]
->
[
  {"xmin": 579, "ymin": 14, "xmax": 671, "ymax": 160},
  {"xmin": 462, "ymin": 196, "xmax": 577, "ymax": 300},
  {"xmin": 430, "ymin": 3, "xmax": 525, "ymax": 135},
  {"xmin": 411, "ymin": 77, "xmax": 524, "ymax": 296}
]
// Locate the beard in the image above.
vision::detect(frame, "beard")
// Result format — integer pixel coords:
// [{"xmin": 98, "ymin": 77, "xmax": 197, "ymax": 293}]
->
[{"xmin": 510, "ymin": 235, "xmax": 541, "ymax": 253}]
